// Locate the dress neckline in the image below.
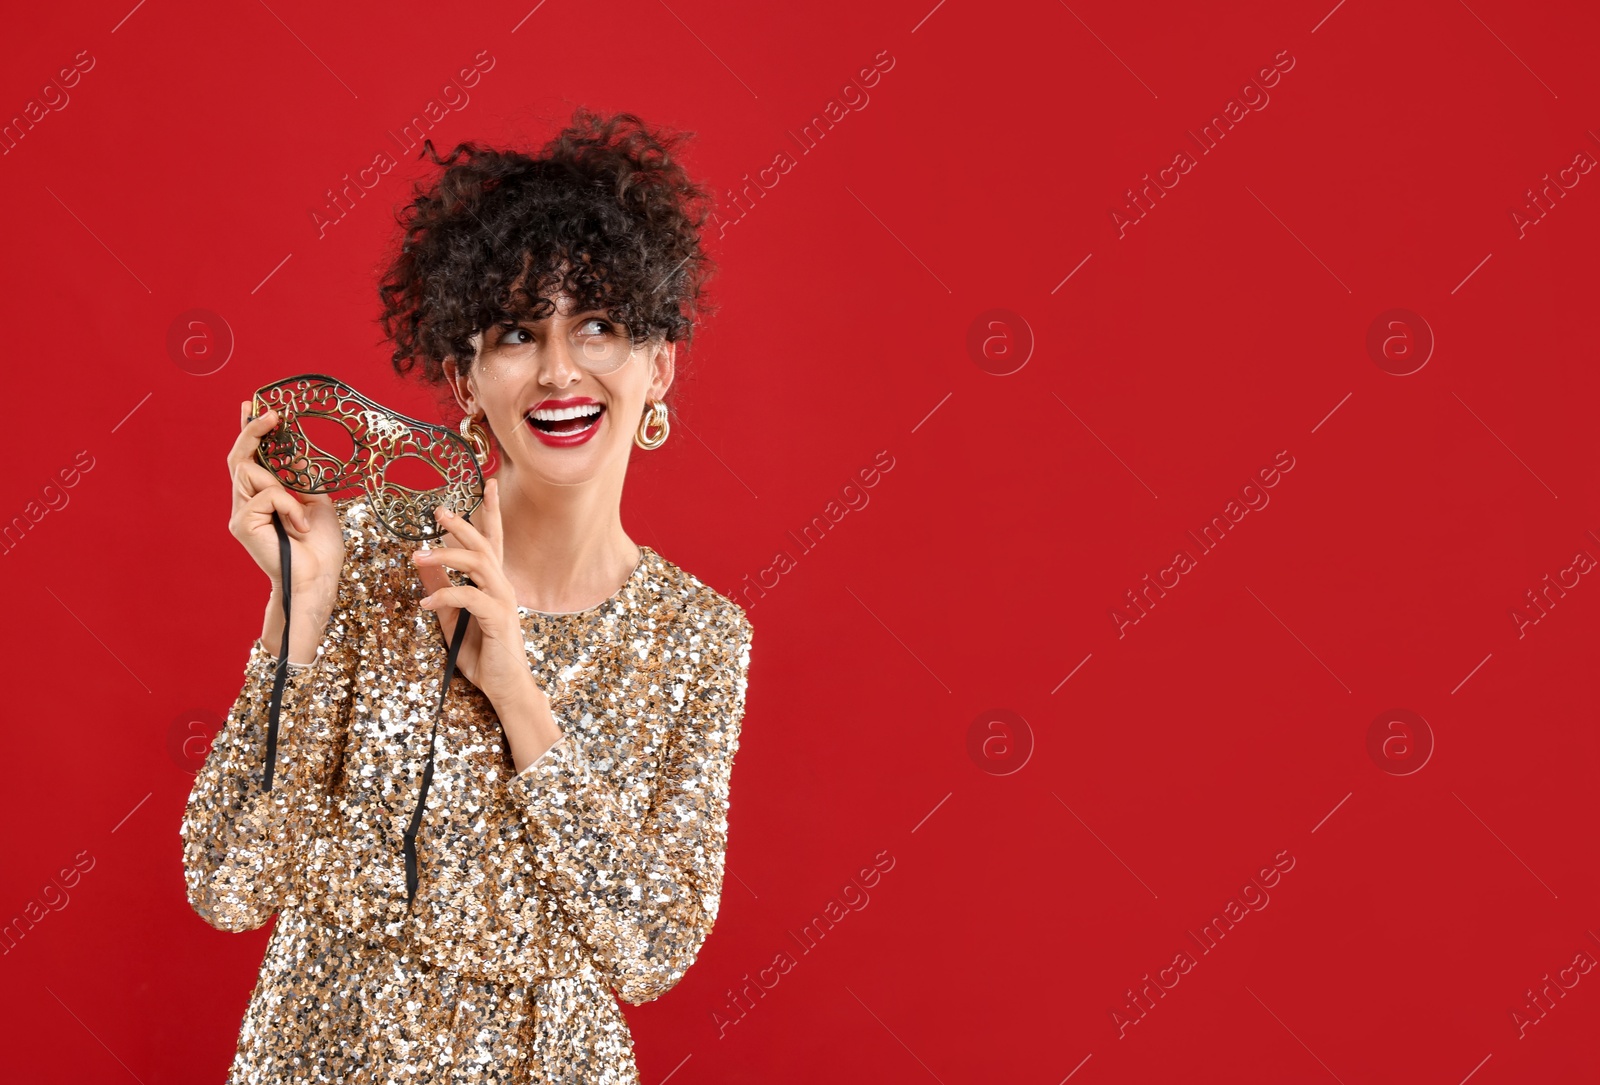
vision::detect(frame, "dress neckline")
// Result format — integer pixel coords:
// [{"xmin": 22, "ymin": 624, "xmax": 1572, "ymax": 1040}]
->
[{"xmin": 516, "ymin": 545, "xmax": 653, "ymax": 619}]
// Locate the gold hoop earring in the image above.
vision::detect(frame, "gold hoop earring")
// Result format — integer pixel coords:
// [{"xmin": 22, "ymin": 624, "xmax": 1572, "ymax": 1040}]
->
[
  {"xmin": 460, "ymin": 413, "xmax": 491, "ymax": 466},
  {"xmin": 634, "ymin": 399, "xmax": 670, "ymax": 450}
]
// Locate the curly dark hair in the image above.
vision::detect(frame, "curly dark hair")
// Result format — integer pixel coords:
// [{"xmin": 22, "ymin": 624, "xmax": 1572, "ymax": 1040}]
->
[{"xmin": 377, "ymin": 107, "xmax": 717, "ymax": 387}]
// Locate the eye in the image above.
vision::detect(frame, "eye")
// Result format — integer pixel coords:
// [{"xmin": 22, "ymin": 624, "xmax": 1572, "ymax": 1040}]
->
[
  {"xmin": 495, "ymin": 322, "xmax": 532, "ymax": 345},
  {"xmin": 579, "ymin": 317, "xmax": 615, "ymax": 336}
]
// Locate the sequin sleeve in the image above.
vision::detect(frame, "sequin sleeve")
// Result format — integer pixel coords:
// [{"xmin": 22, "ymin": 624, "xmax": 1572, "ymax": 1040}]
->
[
  {"xmin": 180, "ymin": 501, "xmax": 365, "ymax": 932},
  {"xmin": 511, "ymin": 604, "xmax": 753, "ymax": 1005}
]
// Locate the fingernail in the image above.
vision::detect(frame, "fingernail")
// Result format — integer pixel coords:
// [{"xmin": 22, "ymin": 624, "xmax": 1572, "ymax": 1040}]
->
[{"xmin": 438, "ymin": 507, "xmax": 454, "ymax": 519}]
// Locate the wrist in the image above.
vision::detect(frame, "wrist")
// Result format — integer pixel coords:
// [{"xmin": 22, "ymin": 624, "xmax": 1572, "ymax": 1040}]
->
[
  {"xmin": 494, "ymin": 669, "xmax": 549, "ymax": 719},
  {"xmin": 261, "ymin": 585, "xmax": 337, "ymax": 666},
  {"xmin": 266, "ymin": 572, "xmax": 339, "ymax": 605},
  {"xmin": 493, "ymin": 673, "xmax": 564, "ymax": 773}
]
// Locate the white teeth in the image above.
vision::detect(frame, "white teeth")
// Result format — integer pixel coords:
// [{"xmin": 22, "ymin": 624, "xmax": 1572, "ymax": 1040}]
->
[{"xmin": 529, "ymin": 404, "xmax": 603, "ymax": 422}]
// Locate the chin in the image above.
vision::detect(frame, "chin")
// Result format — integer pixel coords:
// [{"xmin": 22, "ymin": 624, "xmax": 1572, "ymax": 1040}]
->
[{"xmin": 509, "ymin": 439, "xmax": 623, "ymax": 487}]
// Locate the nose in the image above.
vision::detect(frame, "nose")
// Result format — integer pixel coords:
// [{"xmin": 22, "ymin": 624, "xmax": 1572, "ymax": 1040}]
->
[{"xmin": 536, "ymin": 334, "xmax": 587, "ymax": 387}]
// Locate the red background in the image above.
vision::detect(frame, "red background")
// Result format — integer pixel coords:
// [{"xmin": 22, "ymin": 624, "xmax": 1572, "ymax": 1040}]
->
[{"xmin": 2, "ymin": 0, "xmax": 1597, "ymax": 1081}]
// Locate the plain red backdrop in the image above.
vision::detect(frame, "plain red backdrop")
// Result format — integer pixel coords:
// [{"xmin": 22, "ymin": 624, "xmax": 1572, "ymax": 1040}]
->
[{"xmin": 1, "ymin": 0, "xmax": 1597, "ymax": 1081}]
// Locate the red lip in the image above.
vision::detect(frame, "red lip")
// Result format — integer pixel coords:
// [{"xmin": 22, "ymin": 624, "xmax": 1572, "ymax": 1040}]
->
[{"xmin": 525, "ymin": 396, "xmax": 605, "ymax": 448}]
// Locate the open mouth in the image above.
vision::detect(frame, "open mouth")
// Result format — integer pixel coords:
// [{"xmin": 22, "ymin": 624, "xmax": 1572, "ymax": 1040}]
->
[{"xmin": 526, "ymin": 403, "xmax": 605, "ymax": 435}]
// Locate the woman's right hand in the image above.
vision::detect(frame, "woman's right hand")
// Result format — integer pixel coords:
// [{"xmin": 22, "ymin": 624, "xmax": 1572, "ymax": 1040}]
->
[{"xmin": 229, "ymin": 401, "xmax": 345, "ymax": 639}]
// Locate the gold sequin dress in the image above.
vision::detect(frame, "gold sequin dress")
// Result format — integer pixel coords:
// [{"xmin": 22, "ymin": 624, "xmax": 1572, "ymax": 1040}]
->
[{"xmin": 180, "ymin": 498, "xmax": 754, "ymax": 1084}]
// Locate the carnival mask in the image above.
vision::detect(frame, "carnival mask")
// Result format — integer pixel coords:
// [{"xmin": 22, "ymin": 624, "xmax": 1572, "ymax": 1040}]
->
[{"xmin": 251, "ymin": 373, "xmax": 486, "ymax": 542}]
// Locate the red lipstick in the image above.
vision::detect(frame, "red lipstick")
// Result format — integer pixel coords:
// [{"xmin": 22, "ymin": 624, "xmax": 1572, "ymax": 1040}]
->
[{"xmin": 525, "ymin": 396, "xmax": 605, "ymax": 448}]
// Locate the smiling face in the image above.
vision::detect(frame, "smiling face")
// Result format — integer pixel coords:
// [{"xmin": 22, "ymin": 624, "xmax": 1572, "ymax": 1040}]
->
[{"xmin": 443, "ymin": 289, "xmax": 675, "ymax": 491}]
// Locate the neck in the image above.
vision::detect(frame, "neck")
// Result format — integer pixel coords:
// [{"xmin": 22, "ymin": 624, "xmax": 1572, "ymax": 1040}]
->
[{"xmin": 491, "ymin": 459, "xmax": 640, "ymax": 614}]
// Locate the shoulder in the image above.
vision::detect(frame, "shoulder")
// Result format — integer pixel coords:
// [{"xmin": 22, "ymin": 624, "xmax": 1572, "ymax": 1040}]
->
[{"xmin": 642, "ymin": 547, "xmax": 754, "ymax": 667}]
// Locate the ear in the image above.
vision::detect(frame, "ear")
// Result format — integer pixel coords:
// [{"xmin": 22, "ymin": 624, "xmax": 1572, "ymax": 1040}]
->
[
  {"xmin": 441, "ymin": 338, "xmax": 482, "ymax": 415},
  {"xmin": 647, "ymin": 337, "xmax": 677, "ymax": 401}
]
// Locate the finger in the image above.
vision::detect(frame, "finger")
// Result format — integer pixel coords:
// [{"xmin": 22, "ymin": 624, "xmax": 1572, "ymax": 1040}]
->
[
  {"xmin": 413, "ymin": 556, "xmax": 454, "ymax": 600},
  {"xmin": 412, "ymin": 543, "xmax": 492, "ymax": 578},
  {"xmin": 477, "ymin": 477, "xmax": 504, "ymax": 561},
  {"xmin": 233, "ymin": 460, "xmax": 287, "ymax": 502},
  {"xmin": 412, "ymin": 539, "xmax": 514, "ymax": 602},
  {"xmin": 235, "ymin": 404, "xmax": 277, "ymax": 436},
  {"xmin": 420, "ymin": 580, "xmax": 463, "ymax": 647},
  {"xmin": 246, "ymin": 486, "xmax": 310, "ymax": 534},
  {"xmin": 227, "ymin": 407, "xmax": 283, "ymax": 474},
  {"xmin": 419, "ymin": 584, "xmax": 499, "ymax": 622},
  {"xmin": 434, "ymin": 504, "xmax": 489, "ymax": 552},
  {"xmin": 240, "ymin": 484, "xmax": 311, "ymax": 534}
]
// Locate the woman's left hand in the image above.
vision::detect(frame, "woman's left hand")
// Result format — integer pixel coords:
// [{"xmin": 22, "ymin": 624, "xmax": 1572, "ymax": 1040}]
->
[{"xmin": 412, "ymin": 477, "xmax": 547, "ymax": 715}]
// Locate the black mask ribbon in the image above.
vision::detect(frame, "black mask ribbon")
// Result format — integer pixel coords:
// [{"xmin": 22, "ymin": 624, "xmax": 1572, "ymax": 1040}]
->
[
  {"xmin": 252, "ymin": 373, "xmax": 487, "ymax": 910},
  {"xmin": 261, "ymin": 509, "xmax": 471, "ymax": 908}
]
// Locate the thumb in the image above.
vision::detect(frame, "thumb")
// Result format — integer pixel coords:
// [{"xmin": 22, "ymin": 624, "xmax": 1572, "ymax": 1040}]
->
[
  {"xmin": 302, "ymin": 492, "xmax": 337, "ymax": 524},
  {"xmin": 411, "ymin": 552, "xmax": 462, "ymax": 642},
  {"xmin": 413, "ymin": 553, "xmax": 453, "ymax": 599}
]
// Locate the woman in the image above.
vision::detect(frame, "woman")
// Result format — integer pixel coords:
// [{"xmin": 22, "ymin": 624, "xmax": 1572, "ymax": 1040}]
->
[{"xmin": 180, "ymin": 109, "xmax": 754, "ymax": 1083}]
